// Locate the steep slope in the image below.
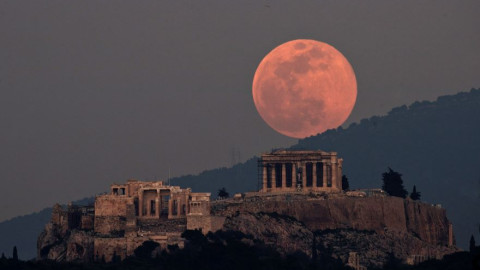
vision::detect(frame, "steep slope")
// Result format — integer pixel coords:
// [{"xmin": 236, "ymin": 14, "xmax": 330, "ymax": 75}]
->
[
  {"xmin": 176, "ymin": 88, "xmax": 480, "ymax": 249},
  {"xmin": 219, "ymin": 194, "xmax": 458, "ymax": 268}
]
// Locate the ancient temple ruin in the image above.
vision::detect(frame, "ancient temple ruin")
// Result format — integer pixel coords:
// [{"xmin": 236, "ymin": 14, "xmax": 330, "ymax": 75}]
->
[
  {"xmin": 38, "ymin": 150, "xmax": 457, "ymax": 265},
  {"xmin": 259, "ymin": 150, "xmax": 343, "ymax": 193},
  {"xmin": 39, "ymin": 180, "xmax": 222, "ymax": 262}
]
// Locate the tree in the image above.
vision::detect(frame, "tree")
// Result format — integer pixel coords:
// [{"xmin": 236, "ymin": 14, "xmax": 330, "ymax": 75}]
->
[
  {"xmin": 217, "ymin": 187, "xmax": 229, "ymax": 199},
  {"xmin": 471, "ymin": 235, "xmax": 476, "ymax": 253},
  {"xmin": 12, "ymin": 246, "xmax": 18, "ymax": 261},
  {"xmin": 342, "ymin": 175, "xmax": 350, "ymax": 191},
  {"xmin": 381, "ymin": 168, "xmax": 408, "ymax": 198},
  {"xmin": 134, "ymin": 240, "xmax": 160, "ymax": 259},
  {"xmin": 111, "ymin": 250, "xmax": 120, "ymax": 263},
  {"xmin": 410, "ymin": 185, "xmax": 421, "ymax": 200},
  {"xmin": 382, "ymin": 252, "xmax": 403, "ymax": 269}
]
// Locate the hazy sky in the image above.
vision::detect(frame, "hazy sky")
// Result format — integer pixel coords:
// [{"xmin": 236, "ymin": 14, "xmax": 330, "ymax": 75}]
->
[{"xmin": 1, "ymin": 1, "xmax": 479, "ymax": 222}]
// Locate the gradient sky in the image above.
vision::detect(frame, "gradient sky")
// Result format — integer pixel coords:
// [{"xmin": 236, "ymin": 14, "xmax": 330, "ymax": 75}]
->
[{"xmin": 1, "ymin": 1, "xmax": 479, "ymax": 222}]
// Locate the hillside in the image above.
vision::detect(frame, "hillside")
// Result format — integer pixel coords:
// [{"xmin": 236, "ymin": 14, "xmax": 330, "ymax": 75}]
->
[
  {"xmin": 1, "ymin": 88, "xmax": 479, "ymax": 259},
  {"xmin": 176, "ymin": 88, "xmax": 480, "ymax": 249}
]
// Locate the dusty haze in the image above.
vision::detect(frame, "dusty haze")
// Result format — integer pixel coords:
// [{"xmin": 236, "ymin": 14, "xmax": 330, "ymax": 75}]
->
[{"xmin": 0, "ymin": 0, "xmax": 479, "ymax": 222}]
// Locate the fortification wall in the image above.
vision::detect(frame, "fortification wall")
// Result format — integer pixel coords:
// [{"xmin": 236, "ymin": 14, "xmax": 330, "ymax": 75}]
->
[
  {"xmin": 94, "ymin": 195, "xmax": 134, "ymax": 235},
  {"xmin": 94, "ymin": 238, "xmax": 127, "ymax": 262},
  {"xmin": 95, "ymin": 195, "xmax": 133, "ymax": 216},
  {"xmin": 187, "ymin": 215, "xmax": 226, "ymax": 233},
  {"xmin": 94, "ymin": 216, "xmax": 126, "ymax": 235}
]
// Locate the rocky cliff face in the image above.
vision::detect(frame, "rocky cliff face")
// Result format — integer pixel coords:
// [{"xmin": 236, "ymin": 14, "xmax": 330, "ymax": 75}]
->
[
  {"xmin": 37, "ymin": 204, "xmax": 95, "ymax": 262},
  {"xmin": 213, "ymin": 194, "xmax": 452, "ymax": 246},
  {"xmin": 38, "ymin": 193, "xmax": 457, "ymax": 267},
  {"xmin": 37, "ymin": 223, "xmax": 94, "ymax": 262},
  {"xmin": 214, "ymin": 193, "xmax": 458, "ymax": 267}
]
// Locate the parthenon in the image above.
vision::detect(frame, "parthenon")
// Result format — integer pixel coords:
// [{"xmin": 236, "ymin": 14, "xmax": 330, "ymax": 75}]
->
[{"xmin": 259, "ymin": 150, "xmax": 343, "ymax": 193}]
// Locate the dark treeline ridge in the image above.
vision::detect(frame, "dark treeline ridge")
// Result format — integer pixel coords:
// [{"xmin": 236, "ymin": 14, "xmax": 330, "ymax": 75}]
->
[{"xmin": 2, "ymin": 230, "xmax": 478, "ymax": 270}]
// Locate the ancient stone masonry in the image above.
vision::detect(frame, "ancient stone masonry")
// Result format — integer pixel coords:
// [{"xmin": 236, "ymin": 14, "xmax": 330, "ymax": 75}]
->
[
  {"xmin": 259, "ymin": 150, "xmax": 343, "ymax": 193},
  {"xmin": 347, "ymin": 252, "xmax": 367, "ymax": 270},
  {"xmin": 38, "ymin": 150, "xmax": 458, "ymax": 267},
  {"xmin": 38, "ymin": 179, "xmax": 212, "ymax": 262}
]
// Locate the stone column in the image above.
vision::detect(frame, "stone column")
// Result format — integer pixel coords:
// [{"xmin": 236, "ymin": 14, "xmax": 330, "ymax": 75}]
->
[
  {"xmin": 302, "ymin": 163, "xmax": 307, "ymax": 190},
  {"xmin": 168, "ymin": 199, "xmax": 173, "ymax": 219},
  {"xmin": 177, "ymin": 199, "xmax": 182, "ymax": 217},
  {"xmin": 262, "ymin": 165, "xmax": 268, "ymax": 192},
  {"xmin": 322, "ymin": 162, "xmax": 327, "ymax": 187},
  {"xmin": 312, "ymin": 162, "xmax": 317, "ymax": 188},
  {"xmin": 138, "ymin": 190, "xmax": 143, "ymax": 217},
  {"xmin": 155, "ymin": 190, "xmax": 160, "ymax": 218},
  {"xmin": 146, "ymin": 193, "xmax": 151, "ymax": 217},
  {"xmin": 281, "ymin": 163, "xmax": 286, "ymax": 190},
  {"xmin": 331, "ymin": 162, "xmax": 337, "ymax": 190},
  {"xmin": 291, "ymin": 163, "xmax": 296, "ymax": 189},
  {"xmin": 271, "ymin": 164, "xmax": 276, "ymax": 191}
]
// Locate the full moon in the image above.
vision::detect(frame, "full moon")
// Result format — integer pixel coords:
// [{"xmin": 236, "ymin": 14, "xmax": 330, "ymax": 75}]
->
[{"xmin": 252, "ymin": 39, "xmax": 357, "ymax": 138}]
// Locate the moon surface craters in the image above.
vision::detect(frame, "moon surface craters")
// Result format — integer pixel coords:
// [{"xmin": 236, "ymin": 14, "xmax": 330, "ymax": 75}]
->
[{"xmin": 252, "ymin": 39, "xmax": 357, "ymax": 138}]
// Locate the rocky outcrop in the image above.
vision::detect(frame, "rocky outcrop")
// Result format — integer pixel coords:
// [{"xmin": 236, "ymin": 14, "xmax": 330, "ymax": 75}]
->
[
  {"xmin": 315, "ymin": 229, "xmax": 457, "ymax": 268},
  {"xmin": 213, "ymin": 193, "xmax": 453, "ymax": 246},
  {"xmin": 37, "ymin": 223, "xmax": 94, "ymax": 262},
  {"xmin": 37, "ymin": 204, "xmax": 95, "ymax": 262},
  {"xmin": 212, "ymin": 193, "xmax": 458, "ymax": 267},
  {"xmin": 223, "ymin": 212, "xmax": 314, "ymax": 256},
  {"xmin": 221, "ymin": 210, "xmax": 458, "ymax": 268},
  {"xmin": 38, "ymin": 193, "xmax": 458, "ymax": 267}
]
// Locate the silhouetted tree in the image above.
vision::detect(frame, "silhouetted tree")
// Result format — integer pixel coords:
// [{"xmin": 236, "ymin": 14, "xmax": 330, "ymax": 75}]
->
[
  {"xmin": 111, "ymin": 250, "xmax": 120, "ymax": 263},
  {"xmin": 0, "ymin": 252, "xmax": 5, "ymax": 260},
  {"xmin": 217, "ymin": 187, "xmax": 229, "ymax": 199},
  {"xmin": 182, "ymin": 229, "xmax": 208, "ymax": 248},
  {"xmin": 410, "ymin": 185, "xmax": 421, "ymax": 200},
  {"xmin": 342, "ymin": 175, "xmax": 350, "ymax": 191},
  {"xmin": 12, "ymin": 246, "xmax": 18, "ymax": 261},
  {"xmin": 382, "ymin": 252, "xmax": 403, "ymax": 269},
  {"xmin": 382, "ymin": 168, "xmax": 408, "ymax": 198},
  {"xmin": 134, "ymin": 240, "xmax": 159, "ymax": 259},
  {"xmin": 471, "ymin": 235, "xmax": 476, "ymax": 253}
]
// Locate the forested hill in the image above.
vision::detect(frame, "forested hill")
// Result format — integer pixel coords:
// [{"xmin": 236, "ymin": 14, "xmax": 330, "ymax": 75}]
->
[
  {"xmin": 174, "ymin": 88, "xmax": 480, "ymax": 249},
  {"xmin": 1, "ymin": 88, "xmax": 479, "ymax": 259},
  {"xmin": 290, "ymin": 88, "xmax": 480, "ymax": 249}
]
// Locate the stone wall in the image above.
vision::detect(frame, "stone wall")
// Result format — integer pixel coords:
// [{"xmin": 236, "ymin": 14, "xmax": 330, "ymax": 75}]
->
[
  {"xmin": 66, "ymin": 231, "xmax": 94, "ymax": 262},
  {"xmin": 187, "ymin": 215, "xmax": 226, "ymax": 233},
  {"xmin": 94, "ymin": 195, "xmax": 133, "ymax": 235},
  {"xmin": 81, "ymin": 216, "xmax": 94, "ymax": 230},
  {"xmin": 95, "ymin": 195, "xmax": 133, "ymax": 216},
  {"xmin": 94, "ymin": 238, "xmax": 127, "ymax": 262},
  {"xmin": 94, "ymin": 216, "xmax": 126, "ymax": 236}
]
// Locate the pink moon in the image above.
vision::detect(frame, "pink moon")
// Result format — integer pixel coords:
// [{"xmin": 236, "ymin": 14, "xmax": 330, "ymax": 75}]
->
[{"xmin": 252, "ymin": 39, "xmax": 357, "ymax": 138}]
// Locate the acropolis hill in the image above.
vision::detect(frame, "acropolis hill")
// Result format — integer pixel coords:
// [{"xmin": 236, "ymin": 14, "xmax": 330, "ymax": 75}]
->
[{"xmin": 37, "ymin": 150, "xmax": 458, "ymax": 268}]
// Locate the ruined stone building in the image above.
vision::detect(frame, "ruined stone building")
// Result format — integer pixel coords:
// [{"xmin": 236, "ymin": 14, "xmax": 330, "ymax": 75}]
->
[
  {"xmin": 38, "ymin": 150, "xmax": 458, "ymax": 267},
  {"xmin": 39, "ymin": 180, "xmax": 221, "ymax": 262},
  {"xmin": 259, "ymin": 150, "xmax": 343, "ymax": 192}
]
